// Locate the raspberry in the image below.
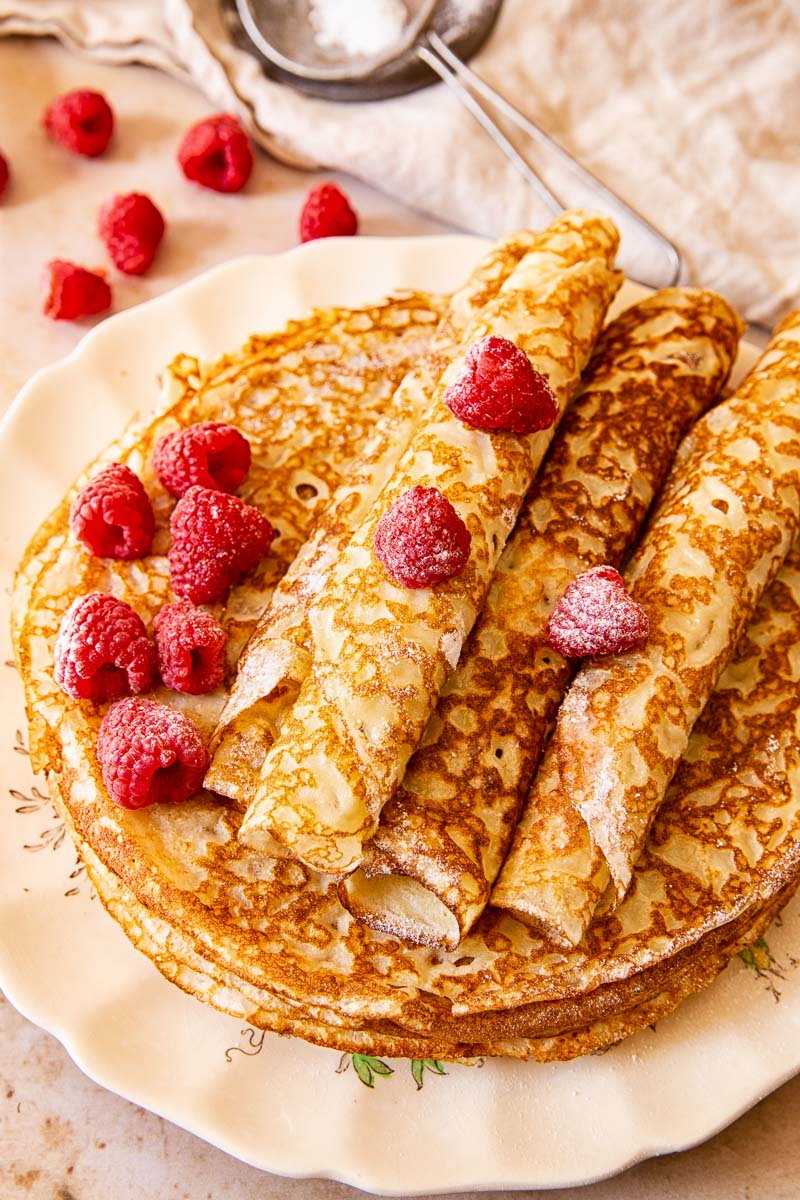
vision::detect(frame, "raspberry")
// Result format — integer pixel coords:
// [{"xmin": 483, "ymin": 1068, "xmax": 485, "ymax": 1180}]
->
[
  {"xmin": 153, "ymin": 422, "xmax": 251, "ymax": 498},
  {"xmin": 98, "ymin": 192, "xmax": 166, "ymax": 276},
  {"xmin": 44, "ymin": 260, "xmax": 112, "ymax": 321},
  {"xmin": 374, "ymin": 486, "xmax": 471, "ymax": 589},
  {"xmin": 546, "ymin": 566, "xmax": 650, "ymax": 657},
  {"xmin": 69, "ymin": 463, "xmax": 155, "ymax": 559},
  {"xmin": 154, "ymin": 599, "xmax": 227, "ymax": 694},
  {"xmin": 168, "ymin": 486, "xmax": 274, "ymax": 604},
  {"xmin": 0, "ymin": 152, "xmax": 9, "ymax": 202},
  {"xmin": 177, "ymin": 114, "xmax": 253, "ymax": 193},
  {"xmin": 97, "ymin": 696, "xmax": 209, "ymax": 809},
  {"xmin": 54, "ymin": 593, "xmax": 157, "ymax": 702},
  {"xmin": 299, "ymin": 183, "xmax": 358, "ymax": 243},
  {"xmin": 43, "ymin": 89, "xmax": 114, "ymax": 157},
  {"xmin": 444, "ymin": 335, "xmax": 559, "ymax": 434}
]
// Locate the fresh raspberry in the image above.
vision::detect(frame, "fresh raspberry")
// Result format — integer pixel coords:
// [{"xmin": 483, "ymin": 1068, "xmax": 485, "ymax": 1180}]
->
[
  {"xmin": 374, "ymin": 486, "xmax": 471, "ymax": 589},
  {"xmin": 69, "ymin": 463, "xmax": 155, "ymax": 559},
  {"xmin": 97, "ymin": 696, "xmax": 209, "ymax": 810},
  {"xmin": 299, "ymin": 183, "xmax": 358, "ymax": 243},
  {"xmin": 547, "ymin": 566, "xmax": 650, "ymax": 657},
  {"xmin": 0, "ymin": 152, "xmax": 9, "ymax": 202},
  {"xmin": 54, "ymin": 593, "xmax": 156, "ymax": 702},
  {"xmin": 177, "ymin": 114, "xmax": 253, "ymax": 193},
  {"xmin": 154, "ymin": 599, "xmax": 227, "ymax": 694},
  {"xmin": 44, "ymin": 260, "xmax": 112, "ymax": 321},
  {"xmin": 43, "ymin": 89, "xmax": 114, "ymax": 157},
  {"xmin": 444, "ymin": 335, "xmax": 559, "ymax": 434},
  {"xmin": 168, "ymin": 486, "xmax": 274, "ymax": 604},
  {"xmin": 152, "ymin": 422, "xmax": 251, "ymax": 498},
  {"xmin": 98, "ymin": 192, "xmax": 166, "ymax": 276}
]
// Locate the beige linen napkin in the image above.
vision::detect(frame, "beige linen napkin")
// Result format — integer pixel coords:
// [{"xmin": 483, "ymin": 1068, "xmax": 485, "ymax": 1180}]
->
[{"xmin": 3, "ymin": 0, "xmax": 799, "ymax": 323}]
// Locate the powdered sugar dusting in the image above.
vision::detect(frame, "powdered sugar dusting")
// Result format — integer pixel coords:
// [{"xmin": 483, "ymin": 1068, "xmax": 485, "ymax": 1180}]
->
[
  {"xmin": 547, "ymin": 565, "xmax": 650, "ymax": 657},
  {"xmin": 309, "ymin": 0, "xmax": 408, "ymax": 58},
  {"xmin": 441, "ymin": 628, "xmax": 463, "ymax": 670},
  {"xmin": 443, "ymin": 335, "xmax": 558, "ymax": 434},
  {"xmin": 373, "ymin": 485, "xmax": 471, "ymax": 589}
]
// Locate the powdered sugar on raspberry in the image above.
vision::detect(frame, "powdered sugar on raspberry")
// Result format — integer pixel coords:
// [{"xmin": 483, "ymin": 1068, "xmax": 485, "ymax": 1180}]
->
[
  {"xmin": 153, "ymin": 422, "xmax": 251, "ymax": 497},
  {"xmin": 69, "ymin": 462, "xmax": 154, "ymax": 559},
  {"xmin": 444, "ymin": 335, "xmax": 558, "ymax": 434},
  {"xmin": 154, "ymin": 599, "xmax": 227, "ymax": 694},
  {"xmin": 54, "ymin": 592, "xmax": 156, "ymax": 702},
  {"xmin": 373, "ymin": 485, "xmax": 471, "ymax": 589},
  {"xmin": 168, "ymin": 485, "xmax": 274, "ymax": 604},
  {"xmin": 547, "ymin": 565, "xmax": 650, "ymax": 657},
  {"xmin": 97, "ymin": 696, "xmax": 209, "ymax": 809}
]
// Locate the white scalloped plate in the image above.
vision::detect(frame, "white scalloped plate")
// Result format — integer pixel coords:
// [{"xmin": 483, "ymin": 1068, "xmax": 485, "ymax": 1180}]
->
[{"xmin": 1, "ymin": 237, "xmax": 797, "ymax": 1195}]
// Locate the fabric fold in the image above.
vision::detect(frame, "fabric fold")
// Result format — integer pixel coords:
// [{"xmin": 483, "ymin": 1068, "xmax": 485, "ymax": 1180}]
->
[
  {"xmin": 492, "ymin": 309, "xmax": 800, "ymax": 947},
  {"xmin": 238, "ymin": 211, "xmax": 621, "ymax": 874},
  {"xmin": 340, "ymin": 287, "xmax": 743, "ymax": 948}
]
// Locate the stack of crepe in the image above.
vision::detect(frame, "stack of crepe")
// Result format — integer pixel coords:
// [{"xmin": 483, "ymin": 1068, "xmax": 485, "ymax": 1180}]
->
[{"xmin": 12, "ymin": 212, "xmax": 800, "ymax": 1062}]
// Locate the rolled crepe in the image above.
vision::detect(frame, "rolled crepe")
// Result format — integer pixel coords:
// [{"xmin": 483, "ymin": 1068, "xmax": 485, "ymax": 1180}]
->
[
  {"xmin": 341, "ymin": 288, "xmax": 743, "ymax": 948},
  {"xmin": 205, "ymin": 230, "xmax": 539, "ymax": 803},
  {"xmin": 491, "ymin": 308, "xmax": 800, "ymax": 948},
  {"xmin": 239, "ymin": 211, "xmax": 622, "ymax": 874}
]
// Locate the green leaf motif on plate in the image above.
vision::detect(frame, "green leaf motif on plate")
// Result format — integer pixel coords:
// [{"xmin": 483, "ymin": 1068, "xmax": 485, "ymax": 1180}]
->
[
  {"xmin": 352, "ymin": 1054, "xmax": 394, "ymax": 1088},
  {"xmin": 411, "ymin": 1058, "xmax": 448, "ymax": 1090},
  {"xmin": 738, "ymin": 936, "xmax": 771, "ymax": 975}
]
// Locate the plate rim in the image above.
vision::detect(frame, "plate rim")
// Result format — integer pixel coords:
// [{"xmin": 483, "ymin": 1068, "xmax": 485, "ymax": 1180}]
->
[{"xmin": 0, "ymin": 235, "xmax": 790, "ymax": 1194}]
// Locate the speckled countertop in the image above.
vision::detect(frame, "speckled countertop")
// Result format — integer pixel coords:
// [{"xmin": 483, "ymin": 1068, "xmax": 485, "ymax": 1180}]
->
[{"xmin": 2, "ymin": 36, "xmax": 799, "ymax": 1200}]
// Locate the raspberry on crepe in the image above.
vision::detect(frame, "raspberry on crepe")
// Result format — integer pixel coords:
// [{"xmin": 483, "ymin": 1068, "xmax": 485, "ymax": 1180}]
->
[
  {"xmin": 153, "ymin": 422, "xmax": 251, "ymax": 498},
  {"xmin": 97, "ymin": 697, "xmax": 208, "ymax": 809},
  {"xmin": 69, "ymin": 463, "xmax": 153, "ymax": 558},
  {"xmin": 54, "ymin": 593, "xmax": 156, "ymax": 702},
  {"xmin": 168, "ymin": 486, "xmax": 274, "ymax": 605},
  {"xmin": 155, "ymin": 600, "xmax": 227, "ymax": 695}
]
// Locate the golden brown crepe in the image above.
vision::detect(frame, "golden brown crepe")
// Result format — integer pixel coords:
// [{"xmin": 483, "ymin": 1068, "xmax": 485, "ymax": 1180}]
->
[
  {"xmin": 238, "ymin": 212, "xmax": 622, "ymax": 875},
  {"xmin": 342, "ymin": 287, "xmax": 743, "ymax": 949},
  {"xmin": 29, "ymin": 528, "xmax": 800, "ymax": 1035},
  {"xmin": 74, "ymin": 817, "xmax": 796, "ymax": 1062},
  {"xmin": 206, "ymin": 231, "xmax": 540, "ymax": 804},
  {"xmin": 12, "ymin": 241, "xmax": 800, "ymax": 1066},
  {"xmin": 492, "ymin": 310, "xmax": 800, "ymax": 948}
]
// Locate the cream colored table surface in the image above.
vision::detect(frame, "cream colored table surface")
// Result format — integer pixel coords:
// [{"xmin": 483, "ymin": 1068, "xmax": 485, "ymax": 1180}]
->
[{"xmin": 1, "ymin": 36, "xmax": 799, "ymax": 1200}]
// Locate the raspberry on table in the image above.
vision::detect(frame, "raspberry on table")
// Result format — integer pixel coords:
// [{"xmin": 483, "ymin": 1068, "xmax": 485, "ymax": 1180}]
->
[
  {"xmin": 153, "ymin": 422, "xmax": 251, "ymax": 498},
  {"xmin": 97, "ymin": 696, "xmax": 209, "ymax": 810},
  {"xmin": 444, "ymin": 335, "xmax": 559, "ymax": 434},
  {"xmin": 69, "ymin": 462, "xmax": 155, "ymax": 559},
  {"xmin": 0, "ymin": 151, "xmax": 9, "ymax": 202},
  {"xmin": 299, "ymin": 183, "xmax": 358, "ymax": 243},
  {"xmin": 177, "ymin": 114, "xmax": 253, "ymax": 193},
  {"xmin": 98, "ymin": 192, "xmax": 166, "ymax": 276},
  {"xmin": 373, "ymin": 485, "xmax": 471, "ymax": 589},
  {"xmin": 154, "ymin": 599, "xmax": 227, "ymax": 694},
  {"xmin": 168, "ymin": 486, "xmax": 274, "ymax": 604},
  {"xmin": 546, "ymin": 565, "xmax": 650, "ymax": 657},
  {"xmin": 54, "ymin": 593, "xmax": 157, "ymax": 702},
  {"xmin": 44, "ymin": 260, "xmax": 112, "ymax": 321},
  {"xmin": 43, "ymin": 89, "xmax": 114, "ymax": 157}
]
